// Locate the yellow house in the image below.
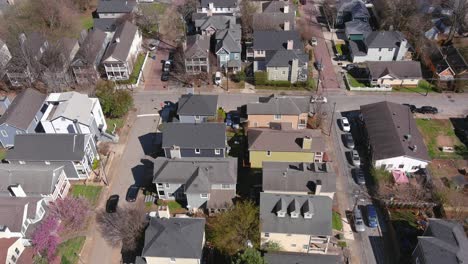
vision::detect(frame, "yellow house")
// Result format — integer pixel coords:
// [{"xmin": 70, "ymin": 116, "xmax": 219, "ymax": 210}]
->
[
  {"xmin": 248, "ymin": 128, "xmax": 325, "ymax": 168},
  {"xmin": 247, "ymin": 95, "xmax": 310, "ymax": 129}
]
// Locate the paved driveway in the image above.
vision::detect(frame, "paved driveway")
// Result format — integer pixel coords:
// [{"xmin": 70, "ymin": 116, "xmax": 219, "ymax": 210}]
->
[{"xmin": 144, "ymin": 42, "xmax": 171, "ymax": 91}]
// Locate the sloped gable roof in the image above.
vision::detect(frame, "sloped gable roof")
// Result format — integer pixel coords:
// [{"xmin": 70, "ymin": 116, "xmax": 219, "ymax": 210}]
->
[
  {"xmin": 71, "ymin": 28, "xmax": 108, "ymax": 67},
  {"xmin": 0, "ymin": 89, "xmax": 46, "ymax": 130},
  {"xmin": 367, "ymin": 61, "xmax": 423, "ymax": 79},
  {"xmin": 364, "ymin": 31, "xmax": 405, "ymax": 49},
  {"xmin": 0, "ymin": 164, "xmax": 63, "ymax": 196},
  {"xmin": 177, "ymin": 94, "xmax": 218, "ymax": 116},
  {"xmin": 185, "ymin": 35, "xmax": 210, "ymax": 58},
  {"xmin": 102, "ymin": 21, "xmax": 138, "ymax": 62},
  {"xmin": 161, "ymin": 123, "xmax": 226, "ymax": 149},
  {"xmin": 97, "ymin": 0, "xmax": 136, "ymax": 13}
]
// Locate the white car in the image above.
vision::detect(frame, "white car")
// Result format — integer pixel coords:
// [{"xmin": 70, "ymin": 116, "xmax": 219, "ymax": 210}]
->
[
  {"xmin": 311, "ymin": 96, "xmax": 327, "ymax": 103},
  {"xmin": 351, "ymin": 150, "xmax": 361, "ymax": 167},
  {"xmin": 214, "ymin": 71, "xmax": 222, "ymax": 86},
  {"xmin": 340, "ymin": 117, "xmax": 351, "ymax": 132},
  {"xmin": 311, "ymin": 37, "xmax": 318, "ymax": 46}
]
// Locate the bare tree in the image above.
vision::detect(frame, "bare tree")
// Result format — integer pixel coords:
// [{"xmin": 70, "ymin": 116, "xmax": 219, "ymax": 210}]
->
[
  {"xmin": 177, "ymin": 0, "xmax": 199, "ymax": 21},
  {"xmin": 240, "ymin": 0, "xmax": 258, "ymax": 41},
  {"xmin": 445, "ymin": 0, "xmax": 468, "ymax": 42},
  {"xmin": 96, "ymin": 205, "xmax": 148, "ymax": 251},
  {"xmin": 159, "ymin": 7, "xmax": 186, "ymax": 44},
  {"xmin": 322, "ymin": 0, "xmax": 337, "ymax": 30},
  {"xmin": 297, "ymin": 19, "xmax": 314, "ymax": 41},
  {"xmin": 135, "ymin": 7, "xmax": 159, "ymax": 38}
]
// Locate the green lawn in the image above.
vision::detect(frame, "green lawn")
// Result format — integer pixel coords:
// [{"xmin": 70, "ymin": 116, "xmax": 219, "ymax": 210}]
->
[
  {"xmin": 346, "ymin": 73, "xmax": 366, "ymax": 87},
  {"xmin": 416, "ymin": 119, "xmax": 464, "ymax": 159},
  {"xmin": 71, "ymin": 185, "xmax": 103, "ymax": 206},
  {"xmin": 332, "ymin": 212, "xmax": 343, "ymax": 231},
  {"xmin": 118, "ymin": 53, "xmax": 146, "ymax": 84},
  {"xmin": 167, "ymin": 201, "xmax": 182, "ymax": 211},
  {"xmin": 147, "ymin": 2, "xmax": 167, "ymax": 14},
  {"xmin": 80, "ymin": 16, "xmax": 94, "ymax": 30},
  {"xmin": 335, "ymin": 44, "xmax": 348, "ymax": 55},
  {"xmin": 392, "ymin": 80, "xmax": 435, "ymax": 94},
  {"xmin": 57, "ymin": 236, "xmax": 86, "ymax": 264},
  {"xmin": 106, "ymin": 117, "xmax": 125, "ymax": 134},
  {"xmin": 0, "ymin": 148, "xmax": 6, "ymax": 160}
]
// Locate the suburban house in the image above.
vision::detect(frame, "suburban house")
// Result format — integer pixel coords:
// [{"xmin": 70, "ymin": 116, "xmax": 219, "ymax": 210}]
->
[
  {"xmin": 336, "ymin": 0, "xmax": 370, "ymax": 26},
  {"xmin": 253, "ymin": 1, "xmax": 296, "ymax": 31},
  {"xmin": 101, "ymin": 21, "xmax": 142, "ymax": 81},
  {"xmin": 264, "ymin": 252, "xmax": 340, "ymax": 264},
  {"xmin": 248, "ymin": 128, "xmax": 326, "ymax": 168},
  {"xmin": 360, "ymin": 101, "xmax": 430, "ymax": 172},
  {"xmin": 344, "ymin": 20, "xmax": 371, "ymax": 41},
  {"xmin": 0, "ymin": 89, "xmax": 46, "ymax": 148},
  {"xmin": 193, "ymin": 15, "xmax": 236, "ymax": 36},
  {"xmin": 96, "ymin": 0, "xmax": 136, "ymax": 18},
  {"xmin": 153, "ymin": 157, "xmax": 237, "ymax": 212},
  {"xmin": 252, "ymin": 30, "xmax": 308, "ymax": 83},
  {"xmin": 184, "ymin": 34, "xmax": 210, "ymax": 74},
  {"xmin": 70, "ymin": 28, "xmax": 109, "ymax": 84},
  {"xmin": 0, "ymin": 197, "xmax": 47, "ymax": 238},
  {"xmin": 0, "ymin": 237, "xmax": 33, "ymax": 264},
  {"xmin": 349, "ymin": 31, "xmax": 411, "ymax": 63},
  {"xmin": 177, "ymin": 94, "xmax": 219, "ymax": 123},
  {"xmin": 428, "ymin": 45, "xmax": 468, "ymax": 82},
  {"xmin": 162, "ymin": 123, "xmax": 227, "ymax": 158},
  {"xmin": 412, "ymin": 219, "xmax": 468, "ymax": 264},
  {"xmin": 5, "ymin": 32, "xmax": 49, "ymax": 86},
  {"xmin": 0, "ymin": 164, "xmax": 70, "ymax": 201},
  {"xmin": 40, "ymin": 92, "xmax": 108, "ymax": 139},
  {"xmin": 262, "ymin": 162, "xmax": 336, "ymax": 199},
  {"xmin": 197, "ymin": 0, "xmax": 239, "ymax": 15},
  {"xmin": 140, "ymin": 217, "xmax": 205, "ymax": 264},
  {"xmin": 5, "ymin": 134, "xmax": 99, "ymax": 180},
  {"xmin": 215, "ymin": 23, "xmax": 242, "ymax": 72},
  {"xmin": 0, "ymin": 39, "xmax": 12, "ymax": 76},
  {"xmin": 366, "ymin": 61, "xmax": 423, "ymax": 87},
  {"xmin": 247, "ymin": 95, "xmax": 310, "ymax": 129},
  {"xmin": 260, "ymin": 193, "xmax": 333, "ymax": 254}
]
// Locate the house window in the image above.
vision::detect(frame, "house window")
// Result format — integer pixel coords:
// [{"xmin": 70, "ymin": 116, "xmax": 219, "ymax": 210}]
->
[
  {"xmin": 267, "ymin": 151, "xmax": 271, "ymax": 156},
  {"xmin": 14, "ymin": 248, "xmax": 19, "ymax": 255},
  {"xmin": 34, "ymin": 116, "xmax": 39, "ymax": 123},
  {"xmin": 158, "ymin": 191, "xmax": 165, "ymax": 196},
  {"xmin": 200, "ymin": 193, "xmax": 208, "ymax": 198},
  {"xmin": 274, "ymin": 114, "xmax": 281, "ymax": 120},
  {"xmin": 264, "ymin": 233, "xmax": 270, "ymax": 237},
  {"xmin": 380, "ymin": 164, "xmax": 386, "ymax": 170},
  {"xmin": 221, "ymin": 184, "xmax": 230, "ymax": 189},
  {"xmin": 411, "ymin": 165, "xmax": 419, "ymax": 170},
  {"xmin": 378, "ymin": 56, "xmax": 382, "ymax": 61},
  {"xmin": 195, "ymin": 148, "xmax": 201, "ymax": 154},
  {"xmin": 11, "ymin": 255, "xmax": 17, "ymax": 262},
  {"xmin": 195, "ymin": 115, "xmax": 200, "ymax": 120},
  {"xmin": 388, "ymin": 48, "xmax": 393, "ymax": 51},
  {"xmin": 157, "ymin": 183, "xmax": 163, "ymax": 187},
  {"xmin": 386, "ymin": 164, "xmax": 393, "ymax": 169},
  {"xmin": 168, "ymin": 192, "xmax": 173, "ymax": 197},
  {"xmin": 282, "ymin": 71, "xmax": 286, "ymax": 74},
  {"xmin": 303, "ymin": 245, "xmax": 309, "ymax": 249},
  {"xmin": 291, "ymin": 244, "xmax": 296, "ymax": 247},
  {"xmin": 215, "ymin": 149, "xmax": 221, "ymax": 155},
  {"xmin": 165, "ymin": 183, "xmax": 170, "ymax": 188},
  {"xmin": 1, "ymin": 130, "xmax": 7, "ymax": 137},
  {"xmin": 398, "ymin": 164, "xmax": 404, "ymax": 169}
]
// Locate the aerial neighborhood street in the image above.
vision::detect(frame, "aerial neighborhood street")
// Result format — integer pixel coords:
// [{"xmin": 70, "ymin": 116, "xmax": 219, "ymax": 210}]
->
[{"xmin": 0, "ymin": 0, "xmax": 467, "ymax": 263}]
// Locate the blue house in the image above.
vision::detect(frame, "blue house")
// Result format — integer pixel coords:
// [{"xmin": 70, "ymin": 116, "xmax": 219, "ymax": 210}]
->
[
  {"xmin": 0, "ymin": 89, "xmax": 46, "ymax": 148},
  {"xmin": 215, "ymin": 25, "xmax": 242, "ymax": 72}
]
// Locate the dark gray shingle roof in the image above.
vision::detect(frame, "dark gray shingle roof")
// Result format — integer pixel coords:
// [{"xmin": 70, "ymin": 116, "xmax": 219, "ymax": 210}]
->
[
  {"xmin": 365, "ymin": 31, "xmax": 405, "ymax": 49},
  {"xmin": 177, "ymin": 94, "xmax": 218, "ymax": 116},
  {"xmin": 367, "ymin": 61, "xmax": 423, "ymax": 79},
  {"xmin": 0, "ymin": 197, "xmax": 42, "ymax": 232},
  {"xmin": 247, "ymin": 96, "xmax": 310, "ymax": 115},
  {"xmin": 162, "ymin": 123, "xmax": 226, "ymax": 149},
  {"xmin": 0, "ymin": 164, "xmax": 63, "ymax": 196},
  {"xmin": 0, "ymin": 89, "xmax": 46, "ymax": 130},
  {"xmin": 142, "ymin": 218, "xmax": 205, "ymax": 259},
  {"xmin": 248, "ymin": 128, "xmax": 325, "ymax": 152},
  {"xmin": 345, "ymin": 20, "xmax": 371, "ymax": 35},
  {"xmin": 93, "ymin": 18, "xmax": 119, "ymax": 32},
  {"xmin": 97, "ymin": 0, "xmax": 136, "ymax": 13},
  {"xmin": 253, "ymin": 31, "xmax": 302, "ymax": 50},
  {"xmin": 266, "ymin": 49, "xmax": 308, "ymax": 67},
  {"xmin": 253, "ymin": 13, "xmax": 295, "ymax": 31},
  {"xmin": 185, "ymin": 35, "xmax": 210, "ymax": 58},
  {"xmin": 264, "ymin": 252, "xmax": 341, "ymax": 264},
  {"xmin": 360, "ymin": 101, "xmax": 430, "ymax": 161},
  {"xmin": 6, "ymin": 134, "xmax": 91, "ymax": 161},
  {"xmin": 260, "ymin": 193, "xmax": 333, "ymax": 236},
  {"xmin": 71, "ymin": 28, "xmax": 108, "ymax": 67},
  {"xmin": 102, "ymin": 21, "xmax": 139, "ymax": 62}
]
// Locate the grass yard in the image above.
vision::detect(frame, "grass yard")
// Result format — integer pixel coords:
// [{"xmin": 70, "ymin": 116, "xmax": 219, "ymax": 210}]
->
[
  {"xmin": 80, "ymin": 16, "xmax": 94, "ymax": 30},
  {"xmin": 71, "ymin": 185, "xmax": 103, "ymax": 206},
  {"xmin": 416, "ymin": 119, "xmax": 464, "ymax": 159},
  {"xmin": 346, "ymin": 73, "xmax": 366, "ymax": 87},
  {"xmin": 332, "ymin": 211, "xmax": 343, "ymax": 231},
  {"xmin": 57, "ymin": 236, "xmax": 86, "ymax": 264},
  {"xmin": 389, "ymin": 210, "xmax": 418, "ymax": 228},
  {"xmin": 0, "ymin": 148, "xmax": 6, "ymax": 160},
  {"xmin": 392, "ymin": 80, "xmax": 435, "ymax": 94},
  {"xmin": 147, "ymin": 2, "xmax": 168, "ymax": 14},
  {"xmin": 335, "ymin": 44, "xmax": 348, "ymax": 55},
  {"xmin": 106, "ymin": 117, "xmax": 125, "ymax": 134}
]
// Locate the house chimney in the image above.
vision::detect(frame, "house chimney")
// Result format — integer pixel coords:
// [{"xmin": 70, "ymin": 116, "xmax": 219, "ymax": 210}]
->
[
  {"xmin": 315, "ymin": 180, "xmax": 322, "ymax": 195},
  {"xmin": 284, "ymin": 4, "xmax": 289, "ymax": 13},
  {"xmin": 287, "ymin": 39, "xmax": 293, "ymax": 50},
  {"xmin": 302, "ymin": 136, "xmax": 312, "ymax": 149},
  {"xmin": 284, "ymin": 20, "xmax": 290, "ymax": 31}
]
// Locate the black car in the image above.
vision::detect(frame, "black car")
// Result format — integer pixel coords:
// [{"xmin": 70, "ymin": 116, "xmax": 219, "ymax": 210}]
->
[
  {"xmin": 345, "ymin": 64, "xmax": 357, "ymax": 71},
  {"xmin": 354, "ymin": 168, "xmax": 366, "ymax": 185},
  {"xmin": 161, "ymin": 71, "xmax": 170, "ymax": 82},
  {"xmin": 343, "ymin": 133, "xmax": 355, "ymax": 149},
  {"xmin": 417, "ymin": 106, "xmax": 438, "ymax": 114},
  {"xmin": 106, "ymin": 195, "xmax": 119, "ymax": 213},
  {"xmin": 126, "ymin": 185, "xmax": 140, "ymax": 202},
  {"xmin": 402, "ymin": 103, "xmax": 417, "ymax": 113}
]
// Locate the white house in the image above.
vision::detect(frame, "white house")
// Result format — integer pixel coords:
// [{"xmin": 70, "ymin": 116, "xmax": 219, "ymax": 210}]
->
[
  {"xmin": 0, "ymin": 197, "xmax": 47, "ymax": 239},
  {"xmin": 367, "ymin": 61, "xmax": 423, "ymax": 87},
  {"xmin": 360, "ymin": 101, "xmax": 431, "ymax": 173},
  {"xmin": 197, "ymin": 0, "xmax": 239, "ymax": 15},
  {"xmin": 96, "ymin": 0, "xmax": 137, "ymax": 18},
  {"xmin": 101, "ymin": 21, "xmax": 142, "ymax": 81},
  {"xmin": 40, "ymin": 92, "xmax": 107, "ymax": 139},
  {"xmin": 0, "ymin": 237, "xmax": 33, "ymax": 264},
  {"xmin": 349, "ymin": 31, "xmax": 411, "ymax": 63}
]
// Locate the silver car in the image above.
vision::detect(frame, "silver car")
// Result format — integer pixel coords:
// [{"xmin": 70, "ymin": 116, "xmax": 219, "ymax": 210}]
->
[
  {"xmin": 351, "ymin": 150, "xmax": 361, "ymax": 166},
  {"xmin": 354, "ymin": 207, "xmax": 366, "ymax": 232}
]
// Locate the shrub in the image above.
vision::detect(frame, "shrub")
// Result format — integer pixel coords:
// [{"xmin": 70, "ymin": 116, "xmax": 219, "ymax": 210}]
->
[
  {"xmin": 92, "ymin": 159, "xmax": 100, "ymax": 170},
  {"xmin": 96, "ymin": 81, "xmax": 134, "ymax": 118},
  {"xmin": 254, "ymin": 72, "xmax": 267, "ymax": 85},
  {"xmin": 232, "ymin": 71, "xmax": 246, "ymax": 83}
]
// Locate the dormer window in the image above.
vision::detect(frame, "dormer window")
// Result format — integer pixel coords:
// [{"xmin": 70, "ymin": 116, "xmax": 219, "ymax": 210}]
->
[
  {"xmin": 277, "ymin": 211, "xmax": 286, "ymax": 217},
  {"xmin": 291, "ymin": 212, "xmax": 299, "ymax": 218}
]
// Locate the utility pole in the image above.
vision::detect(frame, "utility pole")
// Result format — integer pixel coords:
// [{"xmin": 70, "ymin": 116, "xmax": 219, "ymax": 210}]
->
[{"xmin": 328, "ymin": 102, "xmax": 336, "ymax": 137}]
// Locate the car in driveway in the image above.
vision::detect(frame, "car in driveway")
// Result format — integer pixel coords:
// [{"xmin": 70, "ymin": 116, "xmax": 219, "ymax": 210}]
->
[
  {"xmin": 126, "ymin": 185, "xmax": 140, "ymax": 202},
  {"xmin": 353, "ymin": 207, "xmax": 366, "ymax": 232},
  {"xmin": 161, "ymin": 71, "xmax": 170, "ymax": 82},
  {"xmin": 367, "ymin": 205, "xmax": 379, "ymax": 228},
  {"xmin": 416, "ymin": 106, "xmax": 438, "ymax": 114},
  {"xmin": 148, "ymin": 40, "xmax": 160, "ymax": 51},
  {"xmin": 343, "ymin": 133, "xmax": 355, "ymax": 149},
  {"xmin": 402, "ymin": 103, "xmax": 417, "ymax": 113},
  {"xmin": 345, "ymin": 64, "xmax": 357, "ymax": 71},
  {"xmin": 340, "ymin": 117, "xmax": 351, "ymax": 132},
  {"xmin": 311, "ymin": 95, "xmax": 327, "ymax": 103},
  {"xmin": 351, "ymin": 150, "xmax": 361, "ymax": 166},
  {"xmin": 163, "ymin": 60, "xmax": 171, "ymax": 72},
  {"xmin": 354, "ymin": 168, "xmax": 366, "ymax": 185},
  {"xmin": 106, "ymin": 195, "xmax": 119, "ymax": 213},
  {"xmin": 214, "ymin": 71, "xmax": 222, "ymax": 86},
  {"xmin": 310, "ymin": 37, "xmax": 318, "ymax": 46}
]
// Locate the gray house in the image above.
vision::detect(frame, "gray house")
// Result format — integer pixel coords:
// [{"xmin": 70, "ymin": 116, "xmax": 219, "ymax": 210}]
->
[
  {"xmin": 0, "ymin": 89, "xmax": 46, "ymax": 148},
  {"xmin": 177, "ymin": 94, "xmax": 219, "ymax": 123},
  {"xmin": 253, "ymin": 1, "xmax": 296, "ymax": 31},
  {"xmin": 336, "ymin": 0, "xmax": 370, "ymax": 26},
  {"xmin": 411, "ymin": 218, "xmax": 468, "ymax": 264},
  {"xmin": 349, "ymin": 31, "xmax": 411, "ymax": 63},
  {"xmin": 184, "ymin": 34, "xmax": 210, "ymax": 74},
  {"xmin": 215, "ymin": 25, "xmax": 242, "ymax": 72},
  {"xmin": 153, "ymin": 157, "xmax": 237, "ymax": 212},
  {"xmin": 162, "ymin": 123, "xmax": 227, "ymax": 158},
  {"xmin": 96, "ymin": 0, "xmax": 136, "ymax": 18},
  {"xmin": 140, "ymin": 217, "xmax": 205, "ymax": 263},
  {"xmin": 5, "ymin": 134, "xmax": 98, "ymax": 180}
]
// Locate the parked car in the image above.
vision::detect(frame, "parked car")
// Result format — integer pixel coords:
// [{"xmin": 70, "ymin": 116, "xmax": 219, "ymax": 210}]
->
[
  {"xmin": 148, "ymin": 40, "xmax": 160, "ymax": 51},
  {"xmin": 340, "ymin": 117, "xmax": 351, "ymax": 132},
  {"xmin": 351, "ymin": 150, "xmax": 361, "ymax": 166},
  {"xmin": 163, "ymin": 60, "xmax": 171, "ymax": 72},
  {"xmin": 168, "ymin": 51, "xmax": 175, "ymax": 62},
  {"xmin": 106, "ymin": 195, "xmax": 119, "ymax": 213},
  {"xmin": 310, "ymin": 37, "xmax": 318, "ymax": 46},
  {"xmin": 402, "ymin": 103, "xmax": 417, "ymax": 113},
  {"xmin": 353, "ymin": 207, "xmax": 366, "ymax": 232},
  {"xmin": 417, "ymin": 106, "xmax": 438, "ymax": 114},
  {"xmin": 311, "ymin": 95, "xmax": 328, "ymax": 103},
  {"xmin": 161, "ymin": 71, "xmax": 170, "ymax": 82},
  {"xmin": 367, "ymin": 205, "xmax": 379, "ymax": 228},
  {"xmin": 214, "ymin": 71, "xmax": 222, "ymax": 86},
  {"xmin": 126, "ymin": 185, "xmax": 140, "ymax": 202},
  {"xmin": 226, "ymin": 112, "xmax": 240, "ymax": 127},
  {"xmin": 343, "ymin": 133, "xmax": 355, "ymax": 149},
  {"xmin": 354, "ymin": 168, "xmax": 366, "ymax": 185}
]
